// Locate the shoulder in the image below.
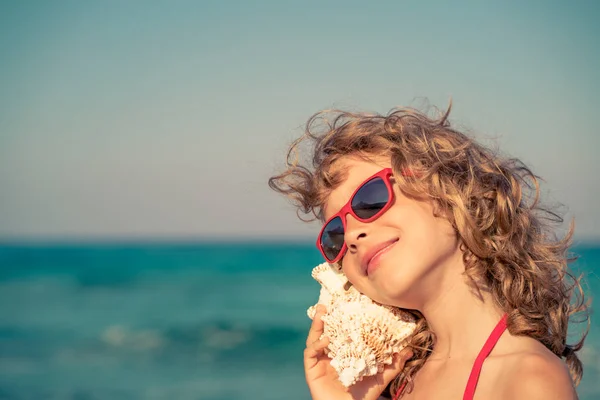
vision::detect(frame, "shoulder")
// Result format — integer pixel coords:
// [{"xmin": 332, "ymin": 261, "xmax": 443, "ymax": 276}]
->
[{"xmin": 500, "ymin": 349, "xmax": 576, "ymax": 399}]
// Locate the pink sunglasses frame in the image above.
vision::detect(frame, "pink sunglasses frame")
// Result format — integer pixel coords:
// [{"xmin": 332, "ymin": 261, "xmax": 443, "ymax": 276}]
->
[{"xmin": 316, "ymin": 167, "xmax": 395, "ymax": 263}]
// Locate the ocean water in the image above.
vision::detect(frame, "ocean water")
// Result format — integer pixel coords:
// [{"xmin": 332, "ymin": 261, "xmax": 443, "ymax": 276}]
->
[{"xmin": 0, "ymin": 242, "xmax": 597, "ymax": 400}]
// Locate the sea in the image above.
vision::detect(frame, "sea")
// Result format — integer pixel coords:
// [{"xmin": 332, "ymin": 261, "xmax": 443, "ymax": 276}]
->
[{"xmin": 0, "ymin": 242, "xmax": 598, "ymax": 400}]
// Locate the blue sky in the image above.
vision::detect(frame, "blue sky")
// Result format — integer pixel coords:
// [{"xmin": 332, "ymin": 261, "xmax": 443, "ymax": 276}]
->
[{"xmin": 1, "ymin": 1, "xmax": 599, "ymax": 241}]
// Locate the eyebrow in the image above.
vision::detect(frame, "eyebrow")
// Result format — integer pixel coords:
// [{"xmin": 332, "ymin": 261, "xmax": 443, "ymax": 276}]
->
[
  {"xmin": 321, "ymin": 188, "xmax": 350, "ymax": 222},
  {"xmin": 321, "ymin": 204, "xmax": 333, "ymax": 223},
  {"xmin": 322, "ymin": 197, "xmax": 341, "ymax": 223}
]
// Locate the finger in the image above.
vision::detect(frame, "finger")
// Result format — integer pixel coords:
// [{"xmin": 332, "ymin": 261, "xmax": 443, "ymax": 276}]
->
[
  {"xmin": 304, "ymin": 336, "xmax": 330, "ymax": 369},
  {"xmin": 382, "ymin": 348, "xmax": 413, "ymax": 384},
  {"xmin": 305, "ymin": 307, "xmax": 327, "ymax": 347},
  {"xmin": 399, "ymin": 347, "xmax": 413, "ymax": 363},
  {"xmin": 305, "ymin": 336, "xmax": 330, "ymax": 357}
]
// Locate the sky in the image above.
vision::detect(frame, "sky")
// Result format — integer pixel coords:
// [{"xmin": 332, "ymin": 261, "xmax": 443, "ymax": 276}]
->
[{"xmin": 0, "ymin": 1, "xmax": 599, "ymax": 242}]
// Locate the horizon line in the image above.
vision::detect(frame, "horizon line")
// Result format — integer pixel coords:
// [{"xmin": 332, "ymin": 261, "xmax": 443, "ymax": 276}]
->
[{"xmin": 0, "ymin": 236, "xmax": 599, "ymax": 248}]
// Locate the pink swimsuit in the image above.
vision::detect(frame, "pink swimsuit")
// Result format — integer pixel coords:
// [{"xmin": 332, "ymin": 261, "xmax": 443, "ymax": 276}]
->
[{"xmin": 393, "ymin": 314, "xmax": 508, "ymax": 400}]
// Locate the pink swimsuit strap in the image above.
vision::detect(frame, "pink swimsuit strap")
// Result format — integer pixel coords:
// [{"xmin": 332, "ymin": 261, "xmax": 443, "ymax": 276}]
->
[
  {"xmin": 392, "ymin": 313, "xmax": 508, "ymax": 400},
  {"xmin": 462, "ymin": 313, "xmax": 508, "ymax": 400}
]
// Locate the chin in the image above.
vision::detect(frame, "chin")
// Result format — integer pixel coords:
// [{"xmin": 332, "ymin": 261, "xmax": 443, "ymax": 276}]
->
[
  {"xmin": 372, "ymin": 269, "xmax": 423, "ymax": 308},
  {"xmin": 369, "ymin": 278, "xmax": 410, "ymax": 307}
]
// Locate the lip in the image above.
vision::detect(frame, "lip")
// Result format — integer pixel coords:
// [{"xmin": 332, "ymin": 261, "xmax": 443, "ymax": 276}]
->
[{"xmin": 361, "ymin": 238, "xmax": 399, "ymax": 275}]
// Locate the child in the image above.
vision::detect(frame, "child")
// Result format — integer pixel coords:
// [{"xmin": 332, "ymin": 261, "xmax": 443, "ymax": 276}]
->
[{"xmin": 268, "ymin": 104, "xmax": 588, "ymax": 399}]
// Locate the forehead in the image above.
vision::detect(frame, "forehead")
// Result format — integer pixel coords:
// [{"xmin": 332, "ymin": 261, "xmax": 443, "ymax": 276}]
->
[{"xmin": 323, "ymin": 156, "xmax": 391, "ymax": 220}]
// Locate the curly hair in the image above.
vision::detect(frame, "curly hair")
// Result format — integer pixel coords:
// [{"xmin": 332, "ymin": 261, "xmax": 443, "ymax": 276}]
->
[{"xmin": 268, "ymin": 103, "xmax": 589, "ymax": 397}]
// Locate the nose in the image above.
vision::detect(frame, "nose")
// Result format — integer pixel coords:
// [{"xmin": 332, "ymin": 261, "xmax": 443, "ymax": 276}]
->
[{"xmin": 343, "ymin": 213, "xmax": 370, "ymax": 252}]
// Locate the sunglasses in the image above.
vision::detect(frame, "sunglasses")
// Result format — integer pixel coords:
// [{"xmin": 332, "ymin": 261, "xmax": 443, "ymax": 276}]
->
[{"xmin": 316, "ymin": 167, "xmax": 396, "ymax": 263}]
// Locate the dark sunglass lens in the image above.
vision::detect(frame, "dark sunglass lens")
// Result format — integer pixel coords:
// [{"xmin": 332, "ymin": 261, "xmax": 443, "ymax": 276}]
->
[
  {"xmin": 320, "ymin": 216, "xmax": 344, "ymax": 261},
  {"xmin": 351, "ymin": 177, "xmax": 389, "ymax": 219}
]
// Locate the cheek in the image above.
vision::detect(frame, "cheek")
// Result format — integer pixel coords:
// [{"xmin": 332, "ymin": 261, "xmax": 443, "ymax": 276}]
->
[
  {"xmin": 408, "ymin": 217, "xmax": 459, "ymax": 261},
  {"xmin": 340, "ymin": 257, "xmax": 369, "ymax": 292},
  {"xmin": 341, "ymin": 258, "xmax": 358, "ymax": 281},
  {"xmin": 400, "ymin": 205, "xmax": 446, "ymax": 238}
]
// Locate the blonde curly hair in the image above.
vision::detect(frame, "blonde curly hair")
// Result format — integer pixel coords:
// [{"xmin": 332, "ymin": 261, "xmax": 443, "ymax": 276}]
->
[{"xmin": 268, "ymin": 103, "xmax": 589, "ymax": 397}]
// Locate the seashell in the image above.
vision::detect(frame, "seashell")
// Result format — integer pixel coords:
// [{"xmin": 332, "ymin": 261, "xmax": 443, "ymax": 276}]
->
[
  {"xmin": 307, "ymin": 262, "xmax": 417, "ymax": 387},
  {"xmin": 307, "ymin": 263, "xmax": 348, "ymax": 319}
]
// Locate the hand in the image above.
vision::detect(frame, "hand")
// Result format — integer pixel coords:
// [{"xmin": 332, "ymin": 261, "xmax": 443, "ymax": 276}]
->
[{"xmin": 304, "ymin": 305, "xmax": 413, "ymax": 400}]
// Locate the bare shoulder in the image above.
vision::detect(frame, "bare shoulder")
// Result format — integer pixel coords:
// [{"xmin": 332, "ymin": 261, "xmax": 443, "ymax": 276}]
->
[{"xmin": 499, "ymin": 344, "xmax": 577, "ymax": 400}]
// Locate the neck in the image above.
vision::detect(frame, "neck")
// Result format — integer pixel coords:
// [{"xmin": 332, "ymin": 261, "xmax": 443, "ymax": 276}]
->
[{"xmin": 418, "ymin": 253, "xmax": 505, "ymax": 361}]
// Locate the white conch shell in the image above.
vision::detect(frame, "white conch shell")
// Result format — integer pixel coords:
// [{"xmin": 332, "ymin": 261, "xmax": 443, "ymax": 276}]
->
[
  {"xmin": 307, "ymin": 262, "xmax": 417, "ymax": 387},
  {"xmin": 307, "ymin": 262, "xmax": 348, "ymax": 318}
]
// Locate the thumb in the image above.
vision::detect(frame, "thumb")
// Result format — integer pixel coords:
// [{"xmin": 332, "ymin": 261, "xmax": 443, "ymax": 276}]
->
[{"xmin": 381, "ymin": 348, "xmax": 413, "ymax": 384}]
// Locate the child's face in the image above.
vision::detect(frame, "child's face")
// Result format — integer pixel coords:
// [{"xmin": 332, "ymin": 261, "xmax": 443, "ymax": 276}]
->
[{"xmin": 322, "ymin": 156, "xmax": 463, "ymax": 309}]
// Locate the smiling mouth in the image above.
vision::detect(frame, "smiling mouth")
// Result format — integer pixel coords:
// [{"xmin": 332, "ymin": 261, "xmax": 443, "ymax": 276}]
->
[{"xmin": 366, "ymin": 239, "xmax": 399, "ymax": 275}]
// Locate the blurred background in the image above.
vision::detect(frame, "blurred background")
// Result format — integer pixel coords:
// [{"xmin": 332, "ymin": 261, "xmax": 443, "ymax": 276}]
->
[{"xmin": 0, "ymin": 1, "xmax": 598, "ymax": 399}]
